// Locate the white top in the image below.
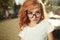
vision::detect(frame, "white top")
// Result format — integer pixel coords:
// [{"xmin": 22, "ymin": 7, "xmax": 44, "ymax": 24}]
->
[{"xmin": 18, "ymin": 20, "xmax": 54, "ymax": 40}]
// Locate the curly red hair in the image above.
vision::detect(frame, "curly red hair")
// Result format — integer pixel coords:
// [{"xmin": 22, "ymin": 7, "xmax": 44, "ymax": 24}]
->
[{"xmin": 18, "ymin": 0, "xmax": 45, "ymax": 30}]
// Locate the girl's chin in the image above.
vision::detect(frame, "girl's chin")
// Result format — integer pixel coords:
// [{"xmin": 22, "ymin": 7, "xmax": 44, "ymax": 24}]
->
[{"xmin": 31, "ymin": 21, "xmax": 38, "ymax": 23}]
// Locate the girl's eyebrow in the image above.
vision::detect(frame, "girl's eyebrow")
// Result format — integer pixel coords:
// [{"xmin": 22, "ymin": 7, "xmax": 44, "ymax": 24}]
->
[
  {"xmin": 36, "ymin": 9, "xmax": 42, "ymax": 12},
  {"xmin": 28, "ymin": 11, "xmax": 32, "ymax": 12}
]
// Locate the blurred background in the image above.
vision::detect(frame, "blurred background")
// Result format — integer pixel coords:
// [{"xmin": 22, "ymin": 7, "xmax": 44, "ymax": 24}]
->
[{"xmin": 0, "ymin": 0, "xmax": 60, "ymax": 40}]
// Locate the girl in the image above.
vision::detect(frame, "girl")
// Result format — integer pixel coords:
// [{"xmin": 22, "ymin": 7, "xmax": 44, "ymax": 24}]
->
[{"xmin": 18, "ymin": 0, "xmax": 54, "ymax": 40}]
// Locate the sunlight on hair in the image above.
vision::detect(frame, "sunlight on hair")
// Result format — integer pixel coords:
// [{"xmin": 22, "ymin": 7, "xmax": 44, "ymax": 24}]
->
[{"xmin": 38, "ymin": 0, "xmax": 49, "ymax": 19}]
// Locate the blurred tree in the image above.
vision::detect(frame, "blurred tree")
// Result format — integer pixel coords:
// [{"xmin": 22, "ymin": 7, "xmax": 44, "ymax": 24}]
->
[
  {"xmin": 8, "ymin": 0, "xmax": 14, "ymax": 7},
  {"xmin": 0, "ymin": 0, "xmax": 8, "ymax": 8},
  {"xmin": 57, "ymin": 0, "xmax": 60, "ymax": 6},
  {"xmin": 0, "ymin": 0, "xmax": 15, "ymax": 8}
]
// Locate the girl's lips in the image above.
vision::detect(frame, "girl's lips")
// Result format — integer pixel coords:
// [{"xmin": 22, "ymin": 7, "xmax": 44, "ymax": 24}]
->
[{"xmin": 33, "ymin": 19, "xmax": 38, "ymax": 21}]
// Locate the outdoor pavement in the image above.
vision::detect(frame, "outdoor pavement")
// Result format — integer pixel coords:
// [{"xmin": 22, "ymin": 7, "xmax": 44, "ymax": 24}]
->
[{"xmin": 0, "ymin": 18, "xmax": 19, "ymax": 40}]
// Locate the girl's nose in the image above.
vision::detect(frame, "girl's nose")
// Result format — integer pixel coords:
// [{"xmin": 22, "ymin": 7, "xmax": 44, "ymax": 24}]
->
[{"xmin": 32, "ymin": 14, "xmax": 37, "ymax": 18}]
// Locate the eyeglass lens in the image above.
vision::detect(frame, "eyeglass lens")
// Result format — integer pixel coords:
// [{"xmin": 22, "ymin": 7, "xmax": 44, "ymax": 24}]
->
[{"xmin": 26, "ymin": 10, "xmax": 41, "ymax": 18}]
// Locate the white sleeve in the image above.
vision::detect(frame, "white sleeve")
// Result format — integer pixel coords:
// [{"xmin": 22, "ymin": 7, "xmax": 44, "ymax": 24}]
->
[
  {"xmin": 46, "ymin": 22, "xmax": 55, "ymax": 34},
  {"xmin": 18, "ymin": 30, "xmax": 25, "ymax": 38}
]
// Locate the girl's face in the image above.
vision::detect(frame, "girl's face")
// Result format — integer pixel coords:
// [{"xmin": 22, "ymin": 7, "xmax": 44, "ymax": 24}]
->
[{"xmin": 27, "ymin": 8, "xmax": 41, "ymax": 24}]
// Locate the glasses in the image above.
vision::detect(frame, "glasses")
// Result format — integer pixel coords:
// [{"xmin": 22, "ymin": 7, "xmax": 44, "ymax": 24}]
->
[{"xmin": 26, "ymin": 10, "xmax": 41, "ymax": 18}]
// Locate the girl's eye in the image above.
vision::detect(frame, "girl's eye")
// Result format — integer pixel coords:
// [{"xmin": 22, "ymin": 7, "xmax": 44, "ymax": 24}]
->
[
  {"xmin": 28, "ymin": 12, "xmax": 33, "ymax": 14},
  {"xmin": 36, "ymin": 13, "xmax": 40, "ymax": 15},
  {"xmin": 36, "ymin": 11, "xmax": 41, "ymax": 13},
  {"xmin": 36, "ymin": 12, "xmax": 40, "ymax": 14}
]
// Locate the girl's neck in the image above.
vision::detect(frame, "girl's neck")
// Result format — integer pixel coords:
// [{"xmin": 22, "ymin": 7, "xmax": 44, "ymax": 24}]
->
[{"xmin": 28, "ymin": 22, "xmax": 37, "ymax": 27}]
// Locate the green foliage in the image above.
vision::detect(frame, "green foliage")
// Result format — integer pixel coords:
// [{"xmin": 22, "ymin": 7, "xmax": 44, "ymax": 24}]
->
[{"xmin": 0, "ymin": 0, "xmax": 14, "ymax": 7}]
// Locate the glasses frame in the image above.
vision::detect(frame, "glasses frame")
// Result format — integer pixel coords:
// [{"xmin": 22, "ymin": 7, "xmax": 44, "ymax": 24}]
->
[{"xmin": 25, "ymin": 10, "xmax": 41, "ymax": 18}]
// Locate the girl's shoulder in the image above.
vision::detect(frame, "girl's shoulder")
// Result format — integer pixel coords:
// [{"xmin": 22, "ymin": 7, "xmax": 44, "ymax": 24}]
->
[
  {"xmin": 39, "ymin": 19, "xmax": 53, "ymax": 28},
  {"xmin": 40, "ymin": 19, "xmax": 51, "ymax": 25}
]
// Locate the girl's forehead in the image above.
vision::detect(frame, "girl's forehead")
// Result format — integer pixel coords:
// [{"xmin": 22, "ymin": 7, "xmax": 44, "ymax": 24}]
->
[
  {"xmin": 28, "ymin": 8, "xmax": 40, "ymax": 12},
  {"xmin": 26, "ymin": 5, "xmax": 40, "ymax": 11}
]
